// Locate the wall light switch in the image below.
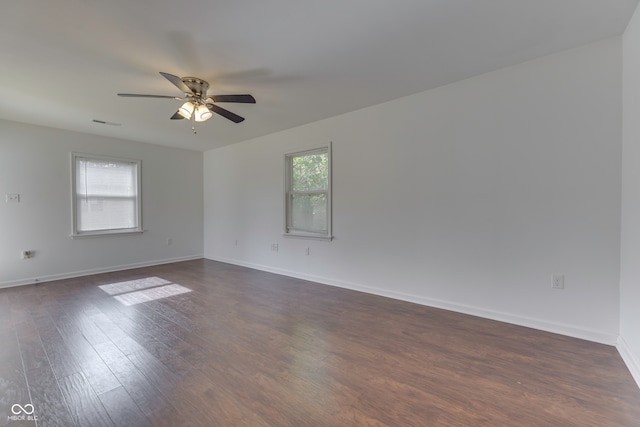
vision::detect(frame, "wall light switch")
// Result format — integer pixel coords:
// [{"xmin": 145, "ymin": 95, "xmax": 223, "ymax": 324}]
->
[{"xmin": 6, "ymin": 194, "xmax": 20, "ymax": 203}]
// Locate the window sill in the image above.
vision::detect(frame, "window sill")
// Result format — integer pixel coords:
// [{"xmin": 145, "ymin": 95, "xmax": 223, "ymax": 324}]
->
[
  {"xmin": 283, "ymin": 232, "xmax": 333, "ymax": 241},
  {"xmin": 71, "ymin": 229, "xmax": 144, "ymax": 239}
]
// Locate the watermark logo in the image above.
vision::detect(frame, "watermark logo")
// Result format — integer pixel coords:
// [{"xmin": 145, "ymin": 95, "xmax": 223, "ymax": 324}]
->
[
  {"xmin": 12, "ymin": 404, "xmax": 34, "ymax": 415},
  {"xmin": 8, "ymin": 403, "xmax": 37, "ymax": 422}
]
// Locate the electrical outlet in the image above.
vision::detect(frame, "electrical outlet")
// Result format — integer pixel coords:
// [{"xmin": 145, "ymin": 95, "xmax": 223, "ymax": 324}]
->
[
  {"xmin": 167, "ymin": 238, "xmax": 173, "ymax": 245},
  {"xmin": 552, "ymin": 275, "xmax": 564, "ymax": 289},
  {"xmin": 271, "ymin": 243, "xmax": 279, "ymax": 252},
  {"xmin": 6, "ymin": 194, "xmax": 20, "ymax": 203},
  {"xmin": 22, "ymin": 250, "xmax": 33, "ymax": 259}
]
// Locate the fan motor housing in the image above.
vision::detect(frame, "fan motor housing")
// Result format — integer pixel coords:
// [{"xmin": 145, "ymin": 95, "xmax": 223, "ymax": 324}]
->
[{"xmin": 182, "ymin": 77, "xmax": 209, "ymax": 96}]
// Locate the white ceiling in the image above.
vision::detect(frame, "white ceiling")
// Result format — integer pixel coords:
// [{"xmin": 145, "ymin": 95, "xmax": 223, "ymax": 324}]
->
[{"xmin": 1, "ymin": 1, "xmax": 638, "ymax": 152}]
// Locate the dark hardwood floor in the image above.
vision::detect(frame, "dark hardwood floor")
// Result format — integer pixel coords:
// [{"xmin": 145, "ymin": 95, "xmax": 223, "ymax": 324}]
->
[{"xmin": 1, "ymin": 259, "xmax": 639, "ymax": 426}]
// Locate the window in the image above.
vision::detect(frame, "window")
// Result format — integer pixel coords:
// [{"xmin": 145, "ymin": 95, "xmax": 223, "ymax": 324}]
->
[
  {"xmin": 284, "ymin": 143, "xmax": 332, "ymax": 239},
  {"xmin": 71, "ymin": 153, "xmax": 142, "ymax": 237}
]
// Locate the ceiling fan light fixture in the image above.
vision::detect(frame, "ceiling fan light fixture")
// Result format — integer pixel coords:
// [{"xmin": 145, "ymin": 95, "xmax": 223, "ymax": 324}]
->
[
  {"xmin": 194, "ymin": 103, "xmax": 213, "ymax": 122},
  {"xmin": 178, "ymin": 101, "xmax": 195, "ymax": 119},
  {"xmin": 118, "ymin": 72, "xmax": 254, "ymax": 128}
]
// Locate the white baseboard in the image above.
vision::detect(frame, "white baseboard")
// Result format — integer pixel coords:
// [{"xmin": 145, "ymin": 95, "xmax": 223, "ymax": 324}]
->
[
  {"xmin": 208, "ymin": 255, "xmax": 618, "ymax": 345},
  {"xmin": 0, "ymin": 255, "xmax": 204, "ymax": 289},
  {"xmin": 617, "ymin": 336, "xmax": 640, "ymax": 389}
]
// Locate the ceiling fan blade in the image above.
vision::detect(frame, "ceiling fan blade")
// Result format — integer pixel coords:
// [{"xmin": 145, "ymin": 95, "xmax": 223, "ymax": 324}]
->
[
  {"xmin": 207, "ymin": 103, "xmax": 245, "ymax": 123},
  {"xmin": 209, "ymin": 94, "xmax": 256, "ymax": 104},
  {"xmin": 170, "ymin": 111, "xmax": 184, "ymax": 120},
  {"xmin": 159, "ymin": 72, "xmax": 193, "ymax": 94},
  {"xmin": 118, "ymin": 93, "xmax": 179, "ymax": 99}
]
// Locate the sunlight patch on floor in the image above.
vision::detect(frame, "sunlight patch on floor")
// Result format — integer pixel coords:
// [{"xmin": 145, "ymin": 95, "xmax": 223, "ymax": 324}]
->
[
  {"xmin": 113, "ymin": 284, "xmax": 192, "ymax": 306},
  {"xmin": 98, "ymin": 277, "xmax": 171, "ymax": 295},
  {"xmin": 98, "ymin": 277, "xmax": 191, "ymax": 305}
]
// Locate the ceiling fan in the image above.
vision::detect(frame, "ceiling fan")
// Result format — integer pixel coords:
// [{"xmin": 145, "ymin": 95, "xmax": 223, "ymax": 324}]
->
[{"xmin": 118, "ymin": 72, "xmax": 256, "ymax": 133}]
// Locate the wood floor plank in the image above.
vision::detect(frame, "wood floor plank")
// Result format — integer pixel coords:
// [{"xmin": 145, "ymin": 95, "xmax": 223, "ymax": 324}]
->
[
  {"xmin": 14, "ymin": 316, "xmax": 49, "ymax": 373},
  {"xmin": 98, "ymin": 386, "xmax": 151, "ymax": 427},
  {"xmin": 94, "ymin": 297, "xmax": 200, "ymax": 378},
  {"xmin": 9, "ymin": 311, "xmax": 76, "ymax": 426},
  {"xmin": 52, "ymin": 315, "xmax": 121, "ymax": 396},
  {"xmin": 109, "ymin": 317, "xmax": 194, "ymax": 378},
  {"xmin": 92, "ymin": 341, "xmax": 177, "ymax": 425},
  {"xmin": 85, "ymin": 312, "xmax": 145, "ymax": 356},
  {"xmin": 115, "ymin": 303, "xmax": 213, "ymax": 370},
  {"xmin": 0, "ymin": 329, "xmax": 31, "ymax": 427},
  {"xmin": 125, "ymin": 350, "xmax": 213, "ymax": 422},
  {"xmin": 57, "ymin": 372, "xmax": 114, "ymax": 427},
  {"xmin": 69, "ymin": 311, "xmax": 111, "ymax": 347},
  {"xmin": 33, "ymin": 319, "xmax": 82, "ymax": 380},
  {"xmin": 24, "ymin": 366, "xmax": 76, "ymax": 427}
]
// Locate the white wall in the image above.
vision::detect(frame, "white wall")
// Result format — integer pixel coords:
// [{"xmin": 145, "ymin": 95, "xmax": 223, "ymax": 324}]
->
[
  {"xmin": 620, "ymin": 3, "xmax": 640, "ymax": 387},
  {"xmin": 0, "ymin": 120, "xmax": 203, "ymax": 287},
  {"xmin": 204, "ymin": 37, "xmax": 623, "ymax": 344}
]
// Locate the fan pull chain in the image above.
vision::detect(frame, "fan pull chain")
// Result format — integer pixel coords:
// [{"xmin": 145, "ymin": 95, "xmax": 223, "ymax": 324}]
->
[{"xmin": 191, "ymin": 114, "xmax": 197, "ymax": 134}]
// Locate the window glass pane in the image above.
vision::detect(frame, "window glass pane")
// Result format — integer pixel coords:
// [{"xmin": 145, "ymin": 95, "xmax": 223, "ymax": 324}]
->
[
  {"xmin": 292, "ymin": 152, "xmax": 328, "ymax": 192},
  {"xmin": 291, "ymin": 193, "xmax": 327, "ymax": 233},
  {"xmin": 77, "ymin": 197, "xmax": 137, "ymax": 231}
]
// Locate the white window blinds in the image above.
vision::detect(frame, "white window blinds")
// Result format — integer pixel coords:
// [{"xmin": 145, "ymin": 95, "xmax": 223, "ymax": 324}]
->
[{"xmin": 72, "ymin": 154, "xmax": 141, "ymax": 235}]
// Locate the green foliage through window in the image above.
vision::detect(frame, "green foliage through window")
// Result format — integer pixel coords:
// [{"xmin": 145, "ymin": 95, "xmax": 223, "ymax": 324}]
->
[{"xmin": 292, "ymin": 152, "xmax": 328, "ymax": 191}]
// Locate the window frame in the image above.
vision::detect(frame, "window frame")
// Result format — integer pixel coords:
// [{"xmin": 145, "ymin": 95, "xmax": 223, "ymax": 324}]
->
[
  {"xmin": 71, "ymin": 152, "xmax": 143, "ymax": 238},
  {"xmin": 283, "ymin": 142, "xmax": 332, "ymax": 240}
]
